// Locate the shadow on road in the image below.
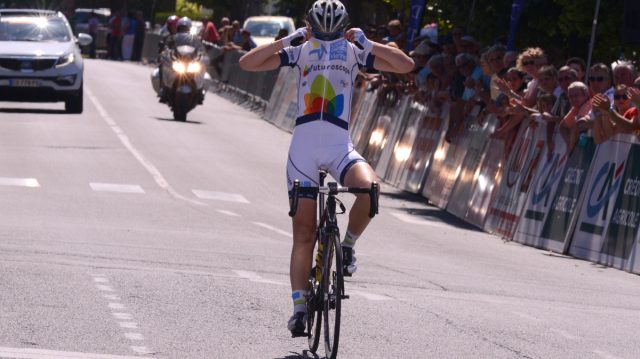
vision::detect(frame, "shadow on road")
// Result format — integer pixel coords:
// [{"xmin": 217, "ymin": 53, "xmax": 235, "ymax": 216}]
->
[
  {"xmin": 0, "ymin": 107, "xmax": 67, "ymax": 114},
  {"xmin": 153, "ymin": 116, "xmax": 202, "ymax": 124},
  {"xmin": 274, "ymin": 350, "xmax": 320, "ymax": 359},
  {"xmin": 380, "ymin": 189, "xmax": 483, "ymax": 232}
]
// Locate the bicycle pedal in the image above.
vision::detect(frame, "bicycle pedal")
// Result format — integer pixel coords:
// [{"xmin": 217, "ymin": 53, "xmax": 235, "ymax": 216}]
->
[
  {"xmin": 341, "ymin": 294, "xmax": 350, "ymax": 299},
  {"xmin": 291, "ymin": 331, "xmax": 311, "ymax": 338}
]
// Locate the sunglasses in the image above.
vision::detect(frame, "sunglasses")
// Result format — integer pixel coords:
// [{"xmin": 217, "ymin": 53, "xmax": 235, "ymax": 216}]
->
[
  {"xmin": 614, "ymin": 94, "xmax": 629, "ymax": 100},
  {"xmin": 522, "ymin": 60, "xmax": 537, "ymax": 66},
  {"xmin": 589, "ymin": 76, "xmax": 607, "ymax": 82},
  {"xmin": 488, "ymin": 56, "xmax": 502, "ymax": 62},
  {"xmin": 559, "ymin": 76, "xmax": 574, "ymax": 82}
]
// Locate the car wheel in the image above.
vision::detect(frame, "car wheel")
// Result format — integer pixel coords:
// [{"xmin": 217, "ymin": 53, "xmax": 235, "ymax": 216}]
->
[{"xmin": 65, "ymin": 83, "xmax": 83, "ymax": 114}]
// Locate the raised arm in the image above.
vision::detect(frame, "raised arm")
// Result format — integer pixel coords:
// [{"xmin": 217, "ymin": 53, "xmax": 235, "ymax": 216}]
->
[
  {"xmin": 344, "ymin": 28, "xmax": 414, "ymax": 74},
  {"xmin": 239, "ymin": 28, "xmax": 310, "ymax": 72}
]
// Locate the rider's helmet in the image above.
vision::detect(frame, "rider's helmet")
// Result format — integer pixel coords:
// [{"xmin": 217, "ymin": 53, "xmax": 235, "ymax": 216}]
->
[
  {"xmin": 307, "ymin": 0, "xmax": 349, "ymax": 41},
  {"xmin": 166, "ymin": 15, "xmax": 180, "ymax": 34},
  {"xmin": 176, "ymin": 17, "xmax": 192, "ymax": 34}
]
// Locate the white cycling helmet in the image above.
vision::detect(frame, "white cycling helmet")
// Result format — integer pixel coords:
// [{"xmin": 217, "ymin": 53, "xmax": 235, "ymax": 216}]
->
[
  {"xmin": 176, "ymin": 17, "xmax": 192, "ymax": 33},
  {"xmin": 307, "ymin": 0, "xmax": 349, "ymax": 41}
]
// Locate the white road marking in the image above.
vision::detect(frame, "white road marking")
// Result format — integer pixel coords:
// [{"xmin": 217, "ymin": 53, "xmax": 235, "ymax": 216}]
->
[
  {"xmin": 124, "ymin": 333, "xmax": 144, "ymax": 341},
  {"xmin": 350, "ymin": 290, "xmax": 392, "ymax": 301},
  {"xmin": 86, "ymin": 87, "xmax": 206, "ymax": 207},
  {"xmin": 193, "ymin": 190, "xmax": 250, "ymax": 203},
  {"xmin": 390, "ymin": 212, "xmax": 452, "ymax": 229},
  {"xmin": 0, "ymin": 346, "xmax": 155, "ymax": 359},
  {"xmin": 119, "ymin": 322, "xmax": 139, "ymax": 329},
  {"xmin": 252, "ymin": 222, "xmax": 292, "ymax": 237},
  {"xmin": 233, "ymin": 270, "xmax": 288, "ymax": 286},
  {"xmin": 0, "ymin": 177, "xmax": 40, "ymax": 188},
  {"xmin": 113, "ymin": 312, "xmax": 134, "ymax": 320},
  {"xmin": 103, "ymin": 294, "xmax": 121, "ymax": 301},
  {"xmin": 96, "ymin": 284, "xmax": 114, "ymax": 292},
  {"xmin": 130, "ymin": 346, "xmax": 153, "ymax": 355},
  {"xmin": 109, "ymin": 302, "xmax": 125, "ymax": 310},
  {"xmin": 90, "ymin": 183, "xmax": 145, "ymax": 194},
  {"xmin": 593, "ymin": 350, "xmax": 623, "ymax": 359},
  {"xmin": 216, "ymin": 209, "xmax": 241, "ymax": 217},
  {"xmin": 93, "ymin": 277, "xmax": 109, "ymax": 283}
]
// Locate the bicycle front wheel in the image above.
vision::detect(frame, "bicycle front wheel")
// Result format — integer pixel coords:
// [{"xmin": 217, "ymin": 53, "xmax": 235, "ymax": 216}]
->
[
  {"xmin": 307, "ymin": 268, "xmax": 322, "ymax": 352},
  {"xmin": 322, "ymin": 233, "xmax": 343, "ymax": 359}
]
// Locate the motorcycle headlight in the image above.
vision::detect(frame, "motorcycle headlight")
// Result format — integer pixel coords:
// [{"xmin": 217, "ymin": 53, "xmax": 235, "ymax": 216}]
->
[
  {"xmin": 186, "ymin": 62, "xmax": 201, "ymax": 73},
  {"xmin": 56, "ymin": 53, "xmax": 75, "ymax": 68},
  {"xmin": 172, "ymin": 61, "xmax": 186, "ymax": 74}
]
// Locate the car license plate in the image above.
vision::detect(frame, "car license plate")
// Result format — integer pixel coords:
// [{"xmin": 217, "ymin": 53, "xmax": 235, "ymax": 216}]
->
[{"xmin": 10, "ymin": 79, "xmax": 40, "ymax": 87}]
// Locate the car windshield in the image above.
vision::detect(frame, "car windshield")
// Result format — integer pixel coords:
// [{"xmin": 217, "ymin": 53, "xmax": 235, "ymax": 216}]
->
[
  {"xmin": 244, "ymin": 20, "xmax": 292, "ymax": 38},
  {"xmin": 0, "ymin": 16, "xmax": 71, "ymax": 42}
]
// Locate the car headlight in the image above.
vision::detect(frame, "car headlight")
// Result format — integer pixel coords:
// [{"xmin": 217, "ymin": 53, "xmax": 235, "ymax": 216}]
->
[
  {"xmin": 56, "ymin": 53, "xmax": 75, "ymax": 68},
  {"xmin": 186, "ymin": 62, "xmax": 201, "ymax": 73},
  {"xmin": 172, "ymin": 61, "xmax": 186, "ymax": 74}
]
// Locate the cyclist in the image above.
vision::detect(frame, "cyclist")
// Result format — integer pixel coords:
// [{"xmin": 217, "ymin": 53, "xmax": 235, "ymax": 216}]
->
[{"xmin": 239, "ymin": 0, "xmax": 413, "ymax": 336}]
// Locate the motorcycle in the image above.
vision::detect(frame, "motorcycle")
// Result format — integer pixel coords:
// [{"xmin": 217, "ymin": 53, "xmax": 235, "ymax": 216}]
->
[{"xmin": 151, "ymin": 44, "xmax": 211, "ymax": 122}]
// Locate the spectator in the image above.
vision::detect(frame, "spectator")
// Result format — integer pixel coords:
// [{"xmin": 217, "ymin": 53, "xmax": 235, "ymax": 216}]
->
[
  {"xmin": 588, "ymin": 62, "xmax": 614, "ymax": 102},
  {"xmin": 566, "ymin": 57, "xmax": 587, "ymax": 82},
  {"xmin": 88, "ymin": 11, "xmax": 99, "ymax": 59},
  {"xmin": 231, "ymin": 20, "xmax": 243, "ymax": 45},
  {"xmin": 552, "ymin": 66, "xmax": 578, "ymax": 117},
  {"xmin": 384, "ymin": 20, "xmax": 404, "ymax": 44},
  {"xmin": 561, "ymin": 81, "xmax": 591, "ymax": 150},
  {"xmin": 591, "ymin": 85, "xmax": 639, "ymax": 142},
  {"xmin": 225, "ymin": 29, "xmax": 256, "ymax": 52},
  {"xmin": 456, "ymin": 53, "xmax": 490, "ymax": 103},
  {"xmin": 537, "ymin": 65, "xmax": 561, "ymax": 98},
  {"xmin": 439, "ymin": 34, "xmax": 456, "ymax": 56},
  {"xmin": 108, "ymin": 10, "xmax": 122, "ymax": 60},
  {"xmin": 131, "ymin": 11, "xmax": 145, "ymax": 62},
  {"xmin": 410, "ymin": 41, "xmax": 435, "ymax": 89},
  {"xmin": 459, "ymin": 35, "xmax": 479, "ymax": 56},
  {"xmin": 485, "ymin": 44, "xmax": 507, "ymax": 100},
  {"xmin": 218, "ymin": 17, "xmax": 232, "ymax": 45},
  {"xmin": 121, "ymin": 11, "xmax": 136, "ymax": 61},
  {"xmin": 201, "ymin": 16, "xmax": 220, "ymax": 45},
  {"xmin": 516, "ymin": 47, "xmax": 547, "ymax": 107},
  {"xmin": 503, "ymin": 51, "xmax": 518, "ymax": 69},
  {"xmin": 376, "ymin": 25, "xmax": 388, "ymax": 43},
  {"xmin": 613, "ymin": 61, "xmax": 636, "ymax": 87},
  {"xmin": 451, "ymin": 26, "xmax": 464, "ymax": 53}
]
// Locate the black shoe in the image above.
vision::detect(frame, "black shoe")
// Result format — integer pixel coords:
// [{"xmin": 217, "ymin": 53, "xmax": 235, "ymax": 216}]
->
[
  {"xmin": 287, "ymin": 312, "xmax": 307, "ymax": 337},
  {"xmin": 342, "ymin": 246, "xmax": 357, "ymax": 277}
]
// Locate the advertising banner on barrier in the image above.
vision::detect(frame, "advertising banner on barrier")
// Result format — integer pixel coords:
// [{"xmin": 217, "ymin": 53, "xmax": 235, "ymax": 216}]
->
[
  {"xmin": 397, "ymin": 105, "xmax": 449, "ymax": 193},
  {"xmin": 361, "ymin": 92, "xmax": 407, "ymax": 170},
  {"xmin": 447, "ymin": 113, "xmax": 498, "ymax": 220},
  {"xmin": 569, "ymin": 134, "xmax": 640, "ymax": 272},
  {"xmin": 512, "ymin": 132, "xmax": 570, "ymax": 249},
  {"xmin": 350, "ymin": 89, "xmax": 379, "ymax": 149},
  {"xmin": 373, "ymin": 96, "xmax": 412, "ymax": 179},
  {"xmin": 384, "ymin": 101, "xmax": 428, "ymax": 186},
  {"xmin": 484, "ymin": 117, "xmax": 547, "ymax": 239},
  {"xmin": 422, "ymin": 108, "xmax": 477, "ymax": 209},
  {"xmin": 270, "ymin": 67, "xmax": 299, "ymax": 132},
  {"xmin": 537, "ymin": 136, "xmax": 597, "ymax": 252}
]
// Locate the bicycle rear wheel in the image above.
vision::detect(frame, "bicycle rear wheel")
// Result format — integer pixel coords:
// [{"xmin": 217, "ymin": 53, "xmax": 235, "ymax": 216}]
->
[
  {"xmin": 307, "ymin": 269, "xmax": 322, "ymax": 352},
  {"xmin": 322, "ymin": 233, "xmax": 343, "ymax": 359}
]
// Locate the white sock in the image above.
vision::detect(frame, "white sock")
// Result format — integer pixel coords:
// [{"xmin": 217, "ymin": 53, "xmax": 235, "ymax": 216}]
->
[
  {"xmin": 292, "ymin": 290, "xmax": 307, "ymax": 314},
  {"xmin": 341, "ymin": 230, "xmax": 360, "ymax": 248}
]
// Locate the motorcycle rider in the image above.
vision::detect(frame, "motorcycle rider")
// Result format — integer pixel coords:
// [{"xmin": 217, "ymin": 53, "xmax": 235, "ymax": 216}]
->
[{"xmin": 157, "ymin": 17, "xmax": 205, "ymax": 103}]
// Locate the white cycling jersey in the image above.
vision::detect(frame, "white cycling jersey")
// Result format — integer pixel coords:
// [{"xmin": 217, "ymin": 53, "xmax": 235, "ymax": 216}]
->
[{"xmin": 278, "ymin": 37, "xmax": 375, "ymax": 198}]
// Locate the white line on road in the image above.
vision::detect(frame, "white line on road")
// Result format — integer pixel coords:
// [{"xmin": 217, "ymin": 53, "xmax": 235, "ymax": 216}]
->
[
  {"xmin": 119, "ymin": 322, "xmax": 139, "ymax": 329},
  {"xmin": 0, "ymin": 177, "xmax": 40, "ymax": 188},
  {"xmin": 390, "ymin": 212, "xmax": 452, "ymax": 229},
  {"xmin": 193, "ymin": 190, "xmax": 250, "ymax": 203},
  {"xmin": 96, "ymin": 284, "xmax": 115, "ymax": 292},
  {"xmin": 109, "ymin": 302, "xmax": 125, "ymax": 310},
  {"xmin": 350, "ymin": 290, "xmax": 392, "ymax": 301},
  {"xmin": 124, "ymin": 333, "xmax": 145, "ymax": 341},
  {"xmin": 86, "ymin": 87, "xmax": 206, "ymax": 207},
  {"xmin": 216, "ymin": 209, "xmax": 241, "ymax": 217},
  {"xmin": 93, "ymin": 277, "xmax": 109, "ymax": 283},
  {"xmin": 233, "ymin": 270, "xmax": 288, "ymax": 286},
  {"xmin": 113, "ymin": 312, "xmax": 134, "ymax": 320},
  {"xmin": 0, "ymin": 346, "xmax": 155, "ymax": 359},
  {"xmin": 104, "ymin": 294, "xmax": 121, "ymax": 301},
  {"xmin": 130, "ymin": 346, "xmax": 153, "ymax": 355},
  {"xmin": 252, "ymin": 222, "xmax": 292, "ymax": 237},
  {"xmin": 90, "ymin": 183, "xmax": 145, "ymax": 194}
]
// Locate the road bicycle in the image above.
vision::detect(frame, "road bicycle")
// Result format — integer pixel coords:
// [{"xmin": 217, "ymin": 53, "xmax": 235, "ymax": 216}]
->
[{"xmin": 288, "ymin": 170, "xmax": 378, "ymax": 359}]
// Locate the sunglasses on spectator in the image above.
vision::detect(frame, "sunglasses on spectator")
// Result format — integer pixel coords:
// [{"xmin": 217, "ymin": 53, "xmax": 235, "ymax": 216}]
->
[
  {"xmin": 614, "ymin": 94, "xmax": 629, "ymax": 100},
  {"xmin": 488, "ymin": 56, "xmax": 502, "ymax": 62},
  {"xmin": 558, "ymin": 76, "xmax": 574, "ymax": 82},
  {"xmin": 589, "ymin": 76, "xmax": 607, "ymax": 82}
]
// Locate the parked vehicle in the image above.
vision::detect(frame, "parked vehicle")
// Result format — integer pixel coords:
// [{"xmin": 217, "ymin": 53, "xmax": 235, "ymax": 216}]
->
[
  {"xmin": 72, "ymin": 8, "xmax": 110, "ymax": 35},
  {"xmin": 0, "ymin": 9, "xmax": 92, "ymax": 113},
  {"xmin": 243, "ymin": 16, "xmax": 295, "ymax": 47}
]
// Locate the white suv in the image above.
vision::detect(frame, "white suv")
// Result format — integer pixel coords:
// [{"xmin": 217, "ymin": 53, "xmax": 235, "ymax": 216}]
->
[{"xmin": 0, "ymin": 9, "xmax": 92, "ymax": 113}]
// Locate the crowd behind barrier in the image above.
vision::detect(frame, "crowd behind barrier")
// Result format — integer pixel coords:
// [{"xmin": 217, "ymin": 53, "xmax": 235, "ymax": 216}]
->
[{"xmin": 135, "ymin": 19, "xmax": 640, "ymax": 275}]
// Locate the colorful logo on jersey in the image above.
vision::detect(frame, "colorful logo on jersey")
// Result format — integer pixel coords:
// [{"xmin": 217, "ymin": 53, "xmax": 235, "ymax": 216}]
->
[
  {"xmin": 303, "ymin": 65, "xmax": 311, "ymax": 77},
  {"xmin": 330, "ymin": 40, "xmax": 347, "ymax": 61},
  {"xmin": 304, "ymin": 75, "xmax": 344, "ymax": 117},
  {"xmin": 309, "ymin": 41, "xmax": 327, "ymax": 60}
]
